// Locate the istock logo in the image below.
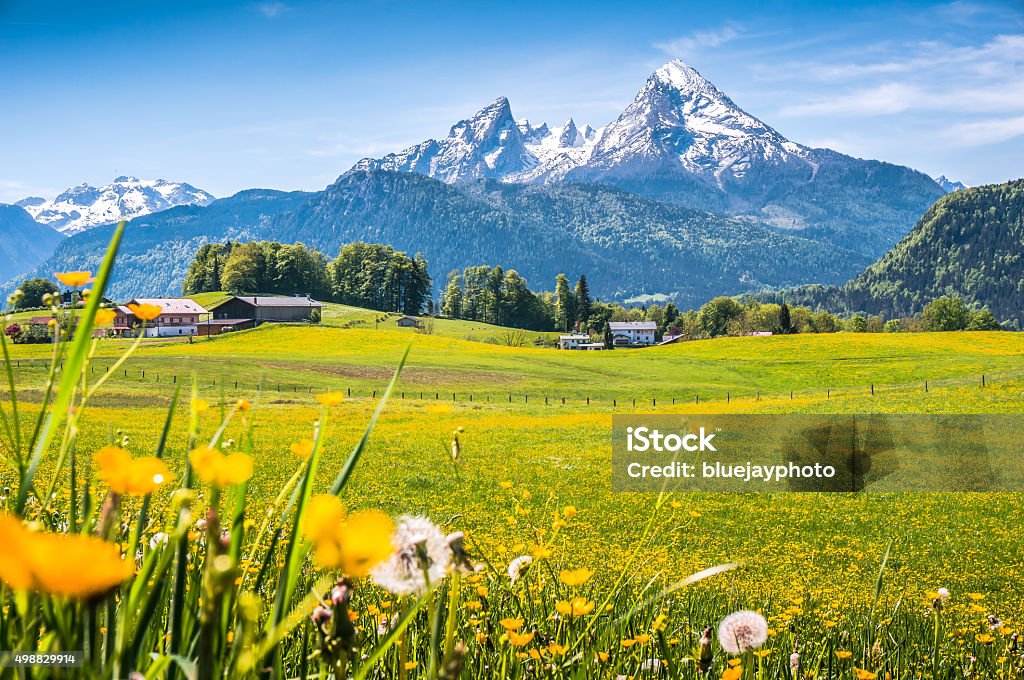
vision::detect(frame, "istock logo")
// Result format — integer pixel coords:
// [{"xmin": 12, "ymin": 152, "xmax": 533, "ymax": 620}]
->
[{"xmin": 626, "ymin": 426, "xmax": 717, "ymax": 452}]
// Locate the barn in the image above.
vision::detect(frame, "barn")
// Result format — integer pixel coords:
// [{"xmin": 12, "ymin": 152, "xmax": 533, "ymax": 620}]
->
[{"xmin": 209, "ymin": 296, "xmax": 322, "ymax": 325}]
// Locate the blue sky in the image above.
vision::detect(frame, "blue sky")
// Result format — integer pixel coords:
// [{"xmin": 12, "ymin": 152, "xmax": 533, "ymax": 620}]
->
[{"xmin": 1, "ymin": 0, "xmax": 1021, "ymax": 202}]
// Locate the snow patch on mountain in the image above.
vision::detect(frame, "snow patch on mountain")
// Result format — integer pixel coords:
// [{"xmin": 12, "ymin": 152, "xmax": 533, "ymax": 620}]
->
[
  {"xmin": 351, "ymin": 97, "xmax": 600, "ymax": 183},
  {"xmin": 18, "ymin": 176, "xmax": 215, "ymax": 234},
  {"xmin": 934, "ymin": 175, "xmax": 968, "ymax": 193}
]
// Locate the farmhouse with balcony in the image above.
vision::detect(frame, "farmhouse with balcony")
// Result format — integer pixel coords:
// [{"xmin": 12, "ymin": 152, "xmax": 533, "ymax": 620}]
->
[
  {"xmin": 114, "ymin": 298, "xmax": 209, "ymax": 338},
  {"xmin": 608, "ymin": 321, "xmax": 657, "ymax": 347}
]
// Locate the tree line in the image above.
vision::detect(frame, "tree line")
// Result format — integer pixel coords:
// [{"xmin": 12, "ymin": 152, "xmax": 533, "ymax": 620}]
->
[{"xmin": 182, "ymin": 241, "xmax": 431, "ymax": 316}]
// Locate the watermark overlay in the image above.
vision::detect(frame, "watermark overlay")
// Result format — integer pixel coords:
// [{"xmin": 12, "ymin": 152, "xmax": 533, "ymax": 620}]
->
[
  {"xmin": 612, "ymin": 414, "xmax": 1024, "ymax": 492},
  {"xmin": 0, "ymin": 652, "xmax": 83, "ymax": 668}
]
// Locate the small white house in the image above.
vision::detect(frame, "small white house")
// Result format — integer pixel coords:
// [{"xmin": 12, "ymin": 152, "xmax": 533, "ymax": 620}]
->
[
  {"xmin": 579, "ymin": 342, "xmax": 605, "ymax": 350},
  {"xmin": 608, "ymin": 321, "xmax": 657, "ymax": 347},
  {"xmin": 558, "ymin": 333, "xmax": 591, "ymax": 350}
]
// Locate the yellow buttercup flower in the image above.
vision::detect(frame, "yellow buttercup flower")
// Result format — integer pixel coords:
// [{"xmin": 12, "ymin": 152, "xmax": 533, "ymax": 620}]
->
[
  {"xmin": 301, "ymin": 495, "xmax": 394, "ymax": 577},
  {"xmin": 722, "ymin": 667, "xmax": 743, "ymax": 680},
  {"xmin": 191, "ymin": 398, "xmax": 210, "ymax": 414},
  {"xmin": 94, "ymin": 308, "xmax": 116, "ymax": 325},
  {"xmin": 562, "ymin": 506, "xmax": 577, "ymax": 519},
  {"xmin": 236, "ymin": 399, "xmax": 251, "ymax": 411},
  {"xmin": 558, "ymin": 567, "xmax": 595, "ymax": 586},
  {"xmin": 556, "ymin": 598, "xmax": 595, "ymax": 617},
  {"xmin": 507, "ymin": 630, "xmax": 534, "ymax": 647},
  {"xmin": 317, "ymin": 391, "xmax": 345, "ymax": 406},
  {"xmin": 853, "ymin": 669, "xmax": 877, "ymax": 680},
  {"xmin": 975, "ymin": 633, "xmax": 995, "ymax": 644},
  {"xmin": 836, "ymin": 651, "xmax": 853, "ymax": 660},
  {"xmin": 0, "ymin": 515, "xmax": 133, "ymax": 598},
  {"xmin": 290, "ymin": 439, "xmax": 315, "ymax": 459},
  {"xmin": 127, "ymin": 303, "xmax": 162, "ymax": 321},
  {"xmin": 499, "ymin": 618, "xmax": 524, "ymax": 631},
  {"xmin": 188, "ymin": 446, "xmax": 253, "ymax": 487},
  {"xmin": 334, "ymin": 510, "xmax": 395, "ymax": 577},
  {"xmin": 55, "ymin": 271, "xmax": 92, "ymax": 288},
  {"xmin": 94, "ymin": 446, "xmax": 171, "ymax": 496}
]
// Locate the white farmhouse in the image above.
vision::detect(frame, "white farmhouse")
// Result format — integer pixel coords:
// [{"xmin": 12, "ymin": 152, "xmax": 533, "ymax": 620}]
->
[
  {"xmin": 608, "ymin": 321, "xmax": 657, "ymax": 347},
  {"xmin": 558, "ymin": 333, "xmax": 591, "ymax": 350}
]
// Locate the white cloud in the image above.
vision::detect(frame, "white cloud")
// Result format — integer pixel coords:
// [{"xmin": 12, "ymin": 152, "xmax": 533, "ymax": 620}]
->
[
  {"xmin": 944, "ymin": 115, "xmax": 1024, "ymax": 146},
  {"xmin": 254, "ymin": 2, "xmax": 288, "ymax": 19},
  {"xmin": 654, "ymin": 25, "xmax": 743, "ymax": 58},
  {"xmin": 775, "ymin": 32, "xmax": 1024, "ymax": 121},
  {"xmin": 0, "ymin": 179, "xmax": 57, "ymax": 204}
]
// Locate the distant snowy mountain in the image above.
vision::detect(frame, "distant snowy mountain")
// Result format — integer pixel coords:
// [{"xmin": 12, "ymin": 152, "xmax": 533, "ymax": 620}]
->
[
  {"xmin": 350, "ymin": 97, "xmax": 601, "ymax": 183},
  {"xmin": 934, "ymin": 175, "xmax": 968, "ymax": 193},
  {"xmin": 17, "ymin": 176, "xmax": 214, "ymax": 234},
  {"xmin": 352, "ymin": 59, "xmax": 944, "ymax": 256}
]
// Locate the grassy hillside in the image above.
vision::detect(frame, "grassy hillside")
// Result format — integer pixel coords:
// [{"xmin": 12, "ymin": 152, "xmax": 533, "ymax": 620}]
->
[{"xmin": 5, "ymin": 324, "xmax": 1022, "ymax": 404}]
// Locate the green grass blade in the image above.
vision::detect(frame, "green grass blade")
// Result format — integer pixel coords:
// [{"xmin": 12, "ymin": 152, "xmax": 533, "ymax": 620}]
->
[{"xmin": 15, "ymin": 220, "xmax": 125, "ymax": 514}]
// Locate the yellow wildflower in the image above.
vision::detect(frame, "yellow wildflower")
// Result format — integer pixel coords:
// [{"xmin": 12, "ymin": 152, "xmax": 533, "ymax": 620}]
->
[
  {"xmin": 55, "ymin": 271, "xmax": 92, "ymax": 288},
  {"xmin": 290, "ymin": 439, "xmax": 315, "ymax": 459},
  {"xmin": 559, "ymin": 567, "xmax": 595, "ymax": 586},
  {"xmin": 507, "ymin": 631, "xmax": 534, "ymax": 647},
  {"xmin": 94, "ymin": 308, "xmax": 116, "ymax": 325},
  {"xmin": 426, "ymin": 403, "xmax": 452, "ymax": 415},
  {"xmin": 317, "ymin": 391, "xmax": 345, "ymax": 406},
  {"xmin": 500, "ymin": 618, "xmax": 523, "ymax": 631},
  {"xmin": 0, "ymin": 515, "xmax": 133, "ymax": 598},
  {"xmin": 94, "ymin": 446, "xmax": 171, "ymax": 496},
  {"xmin": 188, "ymin": 446, "xmax": 253, "ymax": 487},
  {"xmin": 301, "ymin": 495, "xmax": 394, "ymax": 577},
  {"xmin": 127, "ymin": 303, "xmax": 162, "ymax": 321}
]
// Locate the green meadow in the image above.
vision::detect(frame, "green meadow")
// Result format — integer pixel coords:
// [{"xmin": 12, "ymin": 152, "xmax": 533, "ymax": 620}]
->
[{"xmin": 3, "ymin": 314, "xmax": 1023, "ymax": 678}]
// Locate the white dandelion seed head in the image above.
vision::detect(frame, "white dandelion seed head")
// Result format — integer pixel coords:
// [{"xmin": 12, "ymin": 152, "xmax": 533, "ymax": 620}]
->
[
  {"xmin": 718, "ymin": 610, "xmax": 769, "ymax": 654},
  {"xmin": 640, "ymin": 658, "xmax": 662, "ymax": 671},
  {"xmin": 370, "ymin": 515, "xmax": 451, "ymax": 596},
  {"xmin": 937, "ymin": 587, "xmax": 950, "ymax": 600},
  {"xmin": 149, "ymin": 532, "xmax": 169, "ymax": 550},
  {"xmin": 507, "ymin": 555, "xmax": 533, "ymax": 583}
]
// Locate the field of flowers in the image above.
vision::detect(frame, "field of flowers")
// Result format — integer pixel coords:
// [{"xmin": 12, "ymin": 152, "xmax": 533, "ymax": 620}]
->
[{"xmin": 1, "ymin": 226, "xmax": 1022, "ymax": 679}]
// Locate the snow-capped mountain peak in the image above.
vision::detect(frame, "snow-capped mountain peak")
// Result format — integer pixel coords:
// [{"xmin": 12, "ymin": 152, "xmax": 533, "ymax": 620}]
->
[
  {"xmin": 350, "ymin": 59, "xmax": 815, "ymax": 189},
  {"xmin": 351, "ymin": 97, "xmax": 599, "ymax": 183},
  {"xmin": 18, "ymin": 177, "xmax": 215, "ymax": 234},
  {"xmin": 934, "ymin": 175, "xmax": 968, "ymax": 193}
]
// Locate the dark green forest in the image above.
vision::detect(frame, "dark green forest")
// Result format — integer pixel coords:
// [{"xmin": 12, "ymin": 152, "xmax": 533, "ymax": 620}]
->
[
  {"xmin": 768, "ymin": 179, "xmax": 1024, "ymax": 328},
  {"xmin": 183, "ymin": 240, "xmax": 431, "ymax": 316}
]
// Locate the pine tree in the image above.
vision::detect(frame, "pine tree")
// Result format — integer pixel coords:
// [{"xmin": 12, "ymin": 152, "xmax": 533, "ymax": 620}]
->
[{"xmin": 574, "ymin": 275, "xmax": 591, "ymax": 330}]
